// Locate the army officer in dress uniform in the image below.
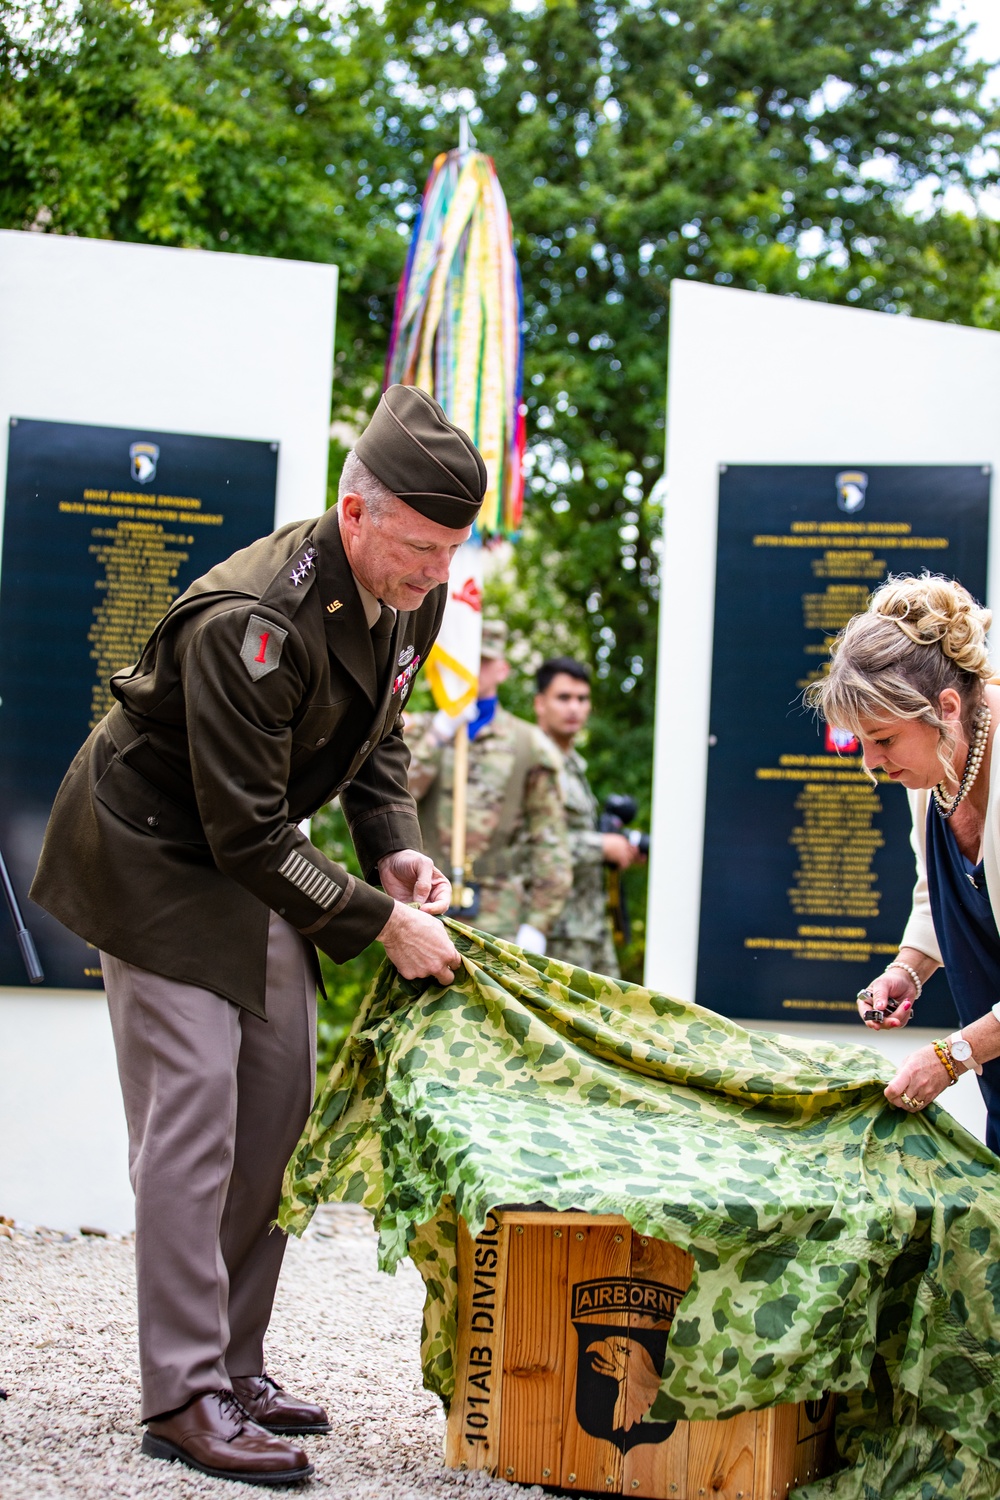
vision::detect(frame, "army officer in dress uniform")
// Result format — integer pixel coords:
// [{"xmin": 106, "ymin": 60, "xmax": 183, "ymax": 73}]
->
[{"xmin": 30, "ymin": 386, "xmax": 486, "ymax": 1487}]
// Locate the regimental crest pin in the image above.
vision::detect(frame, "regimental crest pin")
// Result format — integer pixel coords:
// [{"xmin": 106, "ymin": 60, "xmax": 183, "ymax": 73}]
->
[
  {"xmin": 129, "ymin": 442, "xmax": 159, "ymax": 484},
  {"xmin": 835, "ymin": 470, "xmax": 868, "ymax": 514},
  {"xmin": 397, "ymin": 644, "xmax": 415, "ymax": 668}
]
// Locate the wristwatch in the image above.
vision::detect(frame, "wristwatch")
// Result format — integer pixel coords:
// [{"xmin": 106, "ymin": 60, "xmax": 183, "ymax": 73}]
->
[{"xmin": 948, "ymin": 1031, "xmax": 983, "ymax": 1076}]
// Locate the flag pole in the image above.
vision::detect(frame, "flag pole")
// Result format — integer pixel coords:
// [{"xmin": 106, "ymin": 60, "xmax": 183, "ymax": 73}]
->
[
  {"xmin": 451, "ymin": 721, "xmax": 470, "ymax": 909},
  {"xmin": 385, "ymin": 135, "xmax": 524, "ymax": 923},
  {"xmin": 451, "ymin": 112, "xmax": 473, "ymax": 917}
]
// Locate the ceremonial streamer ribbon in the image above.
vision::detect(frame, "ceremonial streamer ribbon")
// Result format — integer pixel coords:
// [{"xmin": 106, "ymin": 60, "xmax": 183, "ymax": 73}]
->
[{"xmin": 385, "ymin": 148, "xmax": 525, "ymax": 540}]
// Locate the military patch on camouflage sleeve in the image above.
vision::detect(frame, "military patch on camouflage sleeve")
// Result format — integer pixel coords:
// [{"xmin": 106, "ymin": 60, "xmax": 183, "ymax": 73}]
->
[
  {"xmin": 240, "ymin": 615, "xmax": 288, "ymax": 681},
  {"xmin": 280, "ymin": 849, "xmax": 342, "ymax": 909}
]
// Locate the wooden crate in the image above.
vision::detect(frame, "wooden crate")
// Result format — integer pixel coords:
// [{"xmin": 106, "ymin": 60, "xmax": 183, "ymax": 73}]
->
[{"xmin": 445, "ymin": 1210, "xmax": 834, "ymax": 1499}]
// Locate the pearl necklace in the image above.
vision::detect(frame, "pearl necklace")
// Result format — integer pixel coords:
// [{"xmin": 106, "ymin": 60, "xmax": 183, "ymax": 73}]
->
[{"xmin": 932, "ymin": 703, "xmax": 992, "ymax": 820}]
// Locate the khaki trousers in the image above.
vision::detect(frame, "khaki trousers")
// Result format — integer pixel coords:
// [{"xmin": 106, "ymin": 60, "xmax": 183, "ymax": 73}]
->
[{"xmin": 101, "ymin": 911, "xmax": 316, "ymax": 1421}]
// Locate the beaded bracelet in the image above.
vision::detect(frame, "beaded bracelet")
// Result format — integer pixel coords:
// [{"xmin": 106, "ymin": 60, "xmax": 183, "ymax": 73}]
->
[
  {"xmin": 885, "ymin": 960, "xmax": 923, "ymax": 1000},
  {"xmin": 932, "ymin": 1039, "xmax": 959, "ymax": 1086}
]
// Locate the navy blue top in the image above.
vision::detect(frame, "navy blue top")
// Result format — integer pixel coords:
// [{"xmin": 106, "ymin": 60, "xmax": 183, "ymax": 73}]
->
[{"xmin": 925, "ymin": 803, "xmax": 1000, "ymax": 1154}]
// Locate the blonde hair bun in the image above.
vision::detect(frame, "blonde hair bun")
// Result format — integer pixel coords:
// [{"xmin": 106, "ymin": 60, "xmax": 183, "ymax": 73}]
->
[{"xmin": 871, "ymin": 574, "xmax": 993, "ymax": 681}]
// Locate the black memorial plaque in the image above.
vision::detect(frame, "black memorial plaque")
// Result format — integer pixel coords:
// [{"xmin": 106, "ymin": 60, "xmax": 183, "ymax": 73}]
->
[
  {"xmin": 696, "ymin": 464, "xmax": 991, "ymax": 1027},
  {"xmin": 0, "ymin": 417, "xmax": 279, "ymax": 988}
]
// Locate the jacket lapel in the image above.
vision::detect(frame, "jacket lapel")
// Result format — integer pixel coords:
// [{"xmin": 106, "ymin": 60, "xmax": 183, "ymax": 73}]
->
[
  {"xmin": 368, "ymin": 610, "xmax": 408, "ymax": 737},
  {"xmin": 314, "ymin": 507, "xmax": 377, "ymax": 704}
]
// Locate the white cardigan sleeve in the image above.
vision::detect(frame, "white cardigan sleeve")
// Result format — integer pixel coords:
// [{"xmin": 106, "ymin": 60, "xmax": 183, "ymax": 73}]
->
[{"xmin": 899, "ymin": 787, "xmax": 943, "ymax": 964}]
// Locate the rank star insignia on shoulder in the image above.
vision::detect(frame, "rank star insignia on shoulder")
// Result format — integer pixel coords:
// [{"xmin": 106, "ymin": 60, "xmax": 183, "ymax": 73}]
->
[{"xmin": 289, "ymin": 547, "xmax": 317, "ymax": 587}]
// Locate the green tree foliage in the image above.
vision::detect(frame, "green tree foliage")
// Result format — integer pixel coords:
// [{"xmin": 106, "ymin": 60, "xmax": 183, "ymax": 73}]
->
[
  {"xmin": 373, "ymin": 0, "xmax": 1000, "ymax": 815},
  {"xmin": 0, "ymin": 0, "xmax": 413, "ymax": 406},
  {"xmin": 2, "ymin": 0, "xmax": 998, "ymax": 989}
]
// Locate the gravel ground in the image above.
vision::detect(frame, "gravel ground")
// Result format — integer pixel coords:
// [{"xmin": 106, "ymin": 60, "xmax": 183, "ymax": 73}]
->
[{"xmin": 0, "ymin": 1206, "xmax": 537, "ymax": 1500}]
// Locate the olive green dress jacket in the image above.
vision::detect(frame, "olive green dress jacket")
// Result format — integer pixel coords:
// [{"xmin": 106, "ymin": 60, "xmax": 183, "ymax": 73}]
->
[{"xmin": 30, "ymin": 506, "xmax": 445, "ymax": 1017}]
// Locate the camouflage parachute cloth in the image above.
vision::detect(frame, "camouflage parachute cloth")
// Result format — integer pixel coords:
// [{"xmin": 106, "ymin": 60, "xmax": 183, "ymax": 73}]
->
[
  {"xmin": 281, "ymin": 922, "xmax": 1000, "ymax": 1500},
  {"xmin": 548, "ymin": 743, "xmax": 619, "ymax": 978},
  {"xmin": 405, "ymin": 706, "xmax": 571, "ymax": 940}
]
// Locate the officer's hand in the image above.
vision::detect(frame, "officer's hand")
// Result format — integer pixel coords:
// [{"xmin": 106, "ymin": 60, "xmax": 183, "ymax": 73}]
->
[
  {"xmin": 602, "ymin": 832, "xmax": 639, "ymax": 869},
  {"xmin": 378, "ymin": 850, "xmax": 452, "ymax": 914},
  {"xmin": 377, "ymin": 903, "xmax": 461, "ymax": 985}
]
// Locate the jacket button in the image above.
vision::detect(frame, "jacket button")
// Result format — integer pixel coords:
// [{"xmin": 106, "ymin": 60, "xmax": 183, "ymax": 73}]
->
[
  {"xmin": 147, "ymin": 815, "xmax": 158, "ymax": 828},
  {"xmin": 316, "ymin": 736, "xmax": 327, "ymax": 746},
  {"xmin": 360, "ymin": 740, "xmax": 370, "ymax": 753}
]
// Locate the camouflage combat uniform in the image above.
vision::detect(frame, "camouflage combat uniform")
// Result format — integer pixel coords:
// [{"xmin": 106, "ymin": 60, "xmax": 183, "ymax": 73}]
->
[
  {"xmin": 406, "ymin": 706, "xmax": 572, "ymax": 942},
  {"xmin": 547, "ymin": 745, "xmax": 620, "ymax": 978}
]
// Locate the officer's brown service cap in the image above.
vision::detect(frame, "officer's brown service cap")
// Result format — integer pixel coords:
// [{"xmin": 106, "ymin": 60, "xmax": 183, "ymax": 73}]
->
[{"xmin": 354, "ymin": 384, "xmax": 487, "ymax": 530}]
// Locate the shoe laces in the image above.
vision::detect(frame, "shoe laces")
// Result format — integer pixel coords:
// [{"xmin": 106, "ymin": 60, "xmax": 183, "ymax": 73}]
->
[{"xmin": 217, "ymin": 1389, "xmax": 252, "ymax": 1429}]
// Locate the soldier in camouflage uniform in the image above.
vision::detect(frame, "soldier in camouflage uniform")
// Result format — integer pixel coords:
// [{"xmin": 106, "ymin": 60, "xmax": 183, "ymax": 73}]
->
[
  {"xmin": 406, "ymin": 620, "xmax": 572, "ymax": 949},
  {"xmin": 534, "ymin": 657, "xmax": 644, "ymax": 977}
]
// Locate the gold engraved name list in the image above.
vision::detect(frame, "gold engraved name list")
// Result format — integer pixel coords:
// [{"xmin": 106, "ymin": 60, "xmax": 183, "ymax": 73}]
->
[{"xmin": 58, "ymin": 487, "xmax": 222, "ymax": 727}]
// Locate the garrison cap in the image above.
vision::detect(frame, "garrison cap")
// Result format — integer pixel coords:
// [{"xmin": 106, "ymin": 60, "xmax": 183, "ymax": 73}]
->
[
  {"xmin": 480, "ymin": 618, "xmax": 508, "ymax": 660},
  {"xmin": 355, "ymin": 384, "xmax": 487, "ymax": 529}
]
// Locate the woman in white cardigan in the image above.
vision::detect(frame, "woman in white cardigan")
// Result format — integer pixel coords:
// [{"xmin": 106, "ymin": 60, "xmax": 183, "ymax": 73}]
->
[{"xmin": 808, "ymin": 574, "xmax": 1000, "ymax": 1150}]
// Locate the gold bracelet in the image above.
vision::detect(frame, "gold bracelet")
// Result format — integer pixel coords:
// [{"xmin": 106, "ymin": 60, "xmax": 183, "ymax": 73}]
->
[{"xmin": 932, "ymin": 1039, "xmax": 958, "ymax": 1086}]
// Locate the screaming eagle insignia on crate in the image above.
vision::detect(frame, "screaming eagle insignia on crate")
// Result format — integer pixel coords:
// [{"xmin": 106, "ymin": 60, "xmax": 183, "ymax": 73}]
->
[{"xmin": 571, "ymin": 1277, "xmax": 686, "ymax": 1453}]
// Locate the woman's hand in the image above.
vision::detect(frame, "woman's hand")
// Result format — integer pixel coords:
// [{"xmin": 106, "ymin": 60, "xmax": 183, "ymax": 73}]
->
[
  {"xmin": 856, "ymin": 969, "xmax": 915, "ymax": 1029},
  {"xmin": 884, "ymin": 1043, "xmax": 958, "ymax": 1113}
]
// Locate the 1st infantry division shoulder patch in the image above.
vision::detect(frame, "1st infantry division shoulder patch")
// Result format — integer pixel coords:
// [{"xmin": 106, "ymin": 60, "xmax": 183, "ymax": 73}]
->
[{"xmin": 240, "ymin": 614, "xmax": 288, "ymax": 681}]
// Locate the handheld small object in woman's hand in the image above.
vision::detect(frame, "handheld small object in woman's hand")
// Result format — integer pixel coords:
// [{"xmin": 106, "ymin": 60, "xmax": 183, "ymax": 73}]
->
[{"xmin": 857, "ymin": 988, "xmax": 901, "ymax": 1025}]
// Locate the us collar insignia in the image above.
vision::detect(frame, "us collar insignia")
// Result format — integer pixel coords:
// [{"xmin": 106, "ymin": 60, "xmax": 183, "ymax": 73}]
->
[
  {"xmin": 392, "ymin": 654, "xmax": 421, "ymax": 696},
  {"xmin": 327, "ymin": 599, "xmax": 343, "ymax": 614},
  {"xmin": 289, "ymin": 546, "xmax": 317, "ymax": 587},
  {"xmin": 397, "ymin": 644, "xmax": 415, "ymax": 667}
]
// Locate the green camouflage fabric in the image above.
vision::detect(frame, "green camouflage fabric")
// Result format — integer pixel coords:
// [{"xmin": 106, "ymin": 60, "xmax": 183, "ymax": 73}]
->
[
  {"xmin": 548, "ymin": 743, "xmax": 619, "ymax": 977},
  {"xmin": 405, "ymin": 705, "xmax": 571, "ymax": 939},
  {"xmin": 280, "ymin": 922, "xmax": 1000, "ymax": 1500}
]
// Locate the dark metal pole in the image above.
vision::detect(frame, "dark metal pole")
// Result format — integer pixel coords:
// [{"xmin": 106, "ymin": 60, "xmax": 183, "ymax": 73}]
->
[{"xmin": 0, "ymin": 844, "xmax": 44, "ymax": 983}]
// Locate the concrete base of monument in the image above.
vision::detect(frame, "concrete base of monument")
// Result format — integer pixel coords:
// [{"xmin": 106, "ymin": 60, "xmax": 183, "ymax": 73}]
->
[
  {"xmin": 446, "ymin": 1209, "xmax": 834, "ymax": 1500},
  {"xmin": 0, "ymin": 989, "xmax": 133, "ymax": 1234}
]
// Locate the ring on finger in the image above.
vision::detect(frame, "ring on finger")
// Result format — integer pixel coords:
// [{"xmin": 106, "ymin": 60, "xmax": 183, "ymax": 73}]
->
[{"xmin": 899, "ymin": 1092, "xmax": 925, "ymax": 1110}]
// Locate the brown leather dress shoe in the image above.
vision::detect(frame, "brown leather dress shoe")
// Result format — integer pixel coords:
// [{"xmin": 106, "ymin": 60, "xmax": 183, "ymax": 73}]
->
[
  {"xmin": 231, "ymin": 1374, "xmax": 331, "ymax": 1436},
  {"xmin": 142, "ymin": 1390, "xmax": 313, "ymax": 1485}
]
